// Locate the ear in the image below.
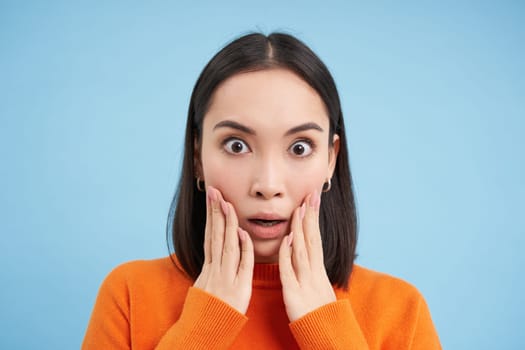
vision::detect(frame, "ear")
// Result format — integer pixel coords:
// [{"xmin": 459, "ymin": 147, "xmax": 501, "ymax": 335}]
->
[
  {"xmin": 328, "ymin": 134, "xmax": 340, "ymax": 179},
  {"xmin": 194, "ymin": 136, "xmax": 203, "ymax": 179}
]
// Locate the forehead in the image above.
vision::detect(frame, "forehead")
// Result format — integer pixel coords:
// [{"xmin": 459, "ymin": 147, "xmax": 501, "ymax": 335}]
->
[{"xmin": 204, "ymin": 68, "xmax": 329, "ymax": 131}]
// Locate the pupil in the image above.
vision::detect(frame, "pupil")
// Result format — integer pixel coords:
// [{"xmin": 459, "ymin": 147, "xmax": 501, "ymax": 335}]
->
[
  {"xmin": 232, "ymin": 142, "xmax": 243, "ymax": 153},
  {"xmin": 294, "ymin": 144, "xmax": 304, "ymax": 155}
]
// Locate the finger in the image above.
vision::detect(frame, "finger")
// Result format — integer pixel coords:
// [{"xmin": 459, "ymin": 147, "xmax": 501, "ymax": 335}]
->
[
  {"xmin": 209, "ymin": 187, "xmax": 225, "ymax": 268},
  {"xmin": 279, "ymin": 232, "xmax": 297, "ymax": 288},
  {"xmin": 291, "ymin": 202, "xmax": 310, "ymax": 277},
  {"xmin": 220, "ymin": 199, "xmax": 240, "ymax": 276},
  {"xmin": 193, "ymin": 264, "xmax": 209, "ymax": 289},
  {"xmin": 304, "ymin": 189, "xmax": 324, "ymax": 271},
  {"xmin": 203, "ymin": 186, "xmax": 213, "ymax": 264},
  {"xmin": 237, "ymin": 228, "xmax": 254, "ymax": 285}
]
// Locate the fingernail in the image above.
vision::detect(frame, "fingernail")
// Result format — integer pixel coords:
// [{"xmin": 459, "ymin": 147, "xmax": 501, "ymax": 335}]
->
[
  {"xmin": 300, "ymin": 202, "xmax": 306, "ymax": 220},
  {"xmin": 238, "ymin": 228, "xmax": 246, "ymax": 242},
  {"xmin": 220, "ymin": 200, "xmax": 229, "ymax": 215},
  {"xmin": 207, "ymin": 186, "xmax": 217, "ymax": 202},
  {"xmin": 287, "ymin": 232, "xmax": 294, "ymax": 246},
  {"xmin": 310, "ymin": 189, "xmax": 320, "ymax": 210}
]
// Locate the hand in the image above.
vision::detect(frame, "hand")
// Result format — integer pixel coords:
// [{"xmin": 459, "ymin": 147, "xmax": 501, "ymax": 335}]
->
[
  {"xmin": 279, "ymin": 189, "xmax": 337, "ymax": 322},
  {"xmin": 193, "ymin": 186, "xmax": 254, "ymax": 314}
]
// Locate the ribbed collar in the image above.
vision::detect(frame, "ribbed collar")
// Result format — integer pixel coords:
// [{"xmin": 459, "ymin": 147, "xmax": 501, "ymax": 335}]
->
[
  {"xmin": 171, "ymin": 254, "xmax": 282, "ymax": 289},
  {"xmin": 252, "ymin": 263, "xmax": 282, "ymax": 289}
]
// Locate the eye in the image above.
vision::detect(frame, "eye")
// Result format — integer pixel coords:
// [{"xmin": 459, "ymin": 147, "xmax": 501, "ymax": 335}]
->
[
  {"xmin": 289, "ymin": 140, "xmax": 313, "ymax": 157},
  {"xmin": 223, "ymin": 138, "xmax": 250, "ymax": 154}
]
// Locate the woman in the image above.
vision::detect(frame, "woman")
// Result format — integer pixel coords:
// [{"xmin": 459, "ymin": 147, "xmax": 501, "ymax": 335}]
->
[{"xmin": 83, "ymin": 32, "xmax": 441, "ymax": 349}]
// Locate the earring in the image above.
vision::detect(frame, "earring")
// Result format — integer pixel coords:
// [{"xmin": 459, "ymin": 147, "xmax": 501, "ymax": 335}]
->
[
  {"xmin": 196, "ymin": 177, "xmax": 205, "ymax": 192},
  {"xmin": 322, "ymin": 178, "xmax": 332, "ymax": 192}
]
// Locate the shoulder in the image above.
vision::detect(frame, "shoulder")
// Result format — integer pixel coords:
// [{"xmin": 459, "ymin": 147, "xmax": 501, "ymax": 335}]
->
[
  {"xmin": 349, "ymin": 264, "xmax": 422, "ymax": 297},
  {"xmin": 101, "ymin": 255, "xmax": 192, "ymax": 292},
  {"xmin": 345, "ymin": 265, "xmax": 441, "ymax": 347},
  {"xmin": 345, "ymin": 264, "xmax": 428, "ymax": 318}
]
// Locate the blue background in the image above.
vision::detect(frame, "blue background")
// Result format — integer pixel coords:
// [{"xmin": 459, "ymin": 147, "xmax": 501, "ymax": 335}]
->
[{"xmin": 1, "ymin": 1, "xmax": 523, "ymax": 349}]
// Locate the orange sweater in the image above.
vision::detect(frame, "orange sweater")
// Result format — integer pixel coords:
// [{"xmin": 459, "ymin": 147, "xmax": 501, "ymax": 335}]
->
[{"xmin": 82, "ymin": 256, "xmax": 441, "ymax": 349}]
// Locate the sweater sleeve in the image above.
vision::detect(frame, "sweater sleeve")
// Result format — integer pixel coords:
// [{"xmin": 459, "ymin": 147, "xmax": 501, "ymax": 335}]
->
[
  {"xmin": 289, "ymin": 299, "xmax": 369, "ymax": 350},
  {"xmin": 155, "ymin": 287, "xmax": 248, "ymax": 349},
  {"xmin": 288, "ymin": 295, "xmax": 441, "ymax": 349},
  {"xmin": 82, "ymin": 265, "xmax": 247, "ymax": 350},
  {"xmin": 409, "ymin": 295, "xmax": 442, "ymax": 350},
  {"xmin": 82, "ymin": 266, "xmax": 132, "ymax": 349}
]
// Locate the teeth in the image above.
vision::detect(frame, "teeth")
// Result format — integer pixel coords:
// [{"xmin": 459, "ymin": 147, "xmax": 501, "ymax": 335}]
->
[{"xmin": 254, "ymin": 219, "xmax": 281, "ymax": 227}]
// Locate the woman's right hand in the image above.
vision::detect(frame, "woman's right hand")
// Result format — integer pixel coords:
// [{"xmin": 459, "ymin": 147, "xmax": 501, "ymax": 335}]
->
[{"xmin": 193, "ymin": 186, "xmax": 254, "ymax": 314}]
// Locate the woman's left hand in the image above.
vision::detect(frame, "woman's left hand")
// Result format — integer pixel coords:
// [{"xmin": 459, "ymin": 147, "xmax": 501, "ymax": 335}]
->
[{"xmin": 278, "ymin": 189, "xmax": 337, "ymax": 322}]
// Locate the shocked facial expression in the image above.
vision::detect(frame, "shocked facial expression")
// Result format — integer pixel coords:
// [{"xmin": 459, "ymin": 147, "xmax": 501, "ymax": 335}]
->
[{"xmin": 197, "ymin": 68, "xmax": 339, "ymax": 263}]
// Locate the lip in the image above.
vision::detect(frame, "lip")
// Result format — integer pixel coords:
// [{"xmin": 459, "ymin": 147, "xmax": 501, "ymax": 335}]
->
[
  {"xmin": 248, "ymin": 213, "xmax": 287, "ymax": 221},
  {"xmin": 244, "ymin": 213, "xmax": 289, "ymax": 240}
]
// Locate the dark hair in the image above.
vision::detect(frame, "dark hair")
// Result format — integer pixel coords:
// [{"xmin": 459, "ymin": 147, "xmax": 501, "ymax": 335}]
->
[{"xmin": 166, "ymin": 32, "xmax": 358, "ymax": 289}]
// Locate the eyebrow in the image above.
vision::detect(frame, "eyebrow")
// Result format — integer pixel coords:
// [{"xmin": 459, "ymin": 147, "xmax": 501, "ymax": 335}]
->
[
  {"xmin": 284, "ymin": 122, "xmax": 324, "ymax": 136},
  {"xmin": 213, "ymin": 120, "xmax": 324, "ymax": 136},
  {"xmin": 213, "ymin": 120, "xmax": 255, "ymax": 134}
]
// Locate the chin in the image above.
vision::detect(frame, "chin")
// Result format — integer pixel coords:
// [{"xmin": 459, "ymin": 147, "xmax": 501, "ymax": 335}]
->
[{"xmin": 253, "ymin": 239, "xmax": 282, "ymax": 263}]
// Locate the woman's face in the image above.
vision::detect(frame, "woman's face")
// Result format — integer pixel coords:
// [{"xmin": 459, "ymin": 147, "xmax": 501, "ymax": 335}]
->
[{"xmin": 197, "ymin": 68, "xmax": 339, "ymax": 263}]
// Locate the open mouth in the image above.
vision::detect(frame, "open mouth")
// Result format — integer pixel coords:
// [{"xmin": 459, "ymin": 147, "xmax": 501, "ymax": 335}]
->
[
  {"xmin": 249, "ymin": 219, "xmax": 285, "ymax": 227},
  {"xmin": 245, "ymin": 216, "xmax": 288, "ymax": 239}
]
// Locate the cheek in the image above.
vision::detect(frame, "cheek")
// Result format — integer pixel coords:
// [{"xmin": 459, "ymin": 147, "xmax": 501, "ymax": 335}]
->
[
  {"xmin": 288, "ymin": 162, "xmax": 328, "ymax": 203},
  {"xmin": 201, "ymin": 153, "xmax": 249, "ymax": 202}
]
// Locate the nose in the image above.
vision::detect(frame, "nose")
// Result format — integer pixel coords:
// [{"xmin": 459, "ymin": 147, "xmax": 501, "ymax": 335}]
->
[{"xmin": 249, "ymin": 156, "xmax": 285, "ymax": 200}]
